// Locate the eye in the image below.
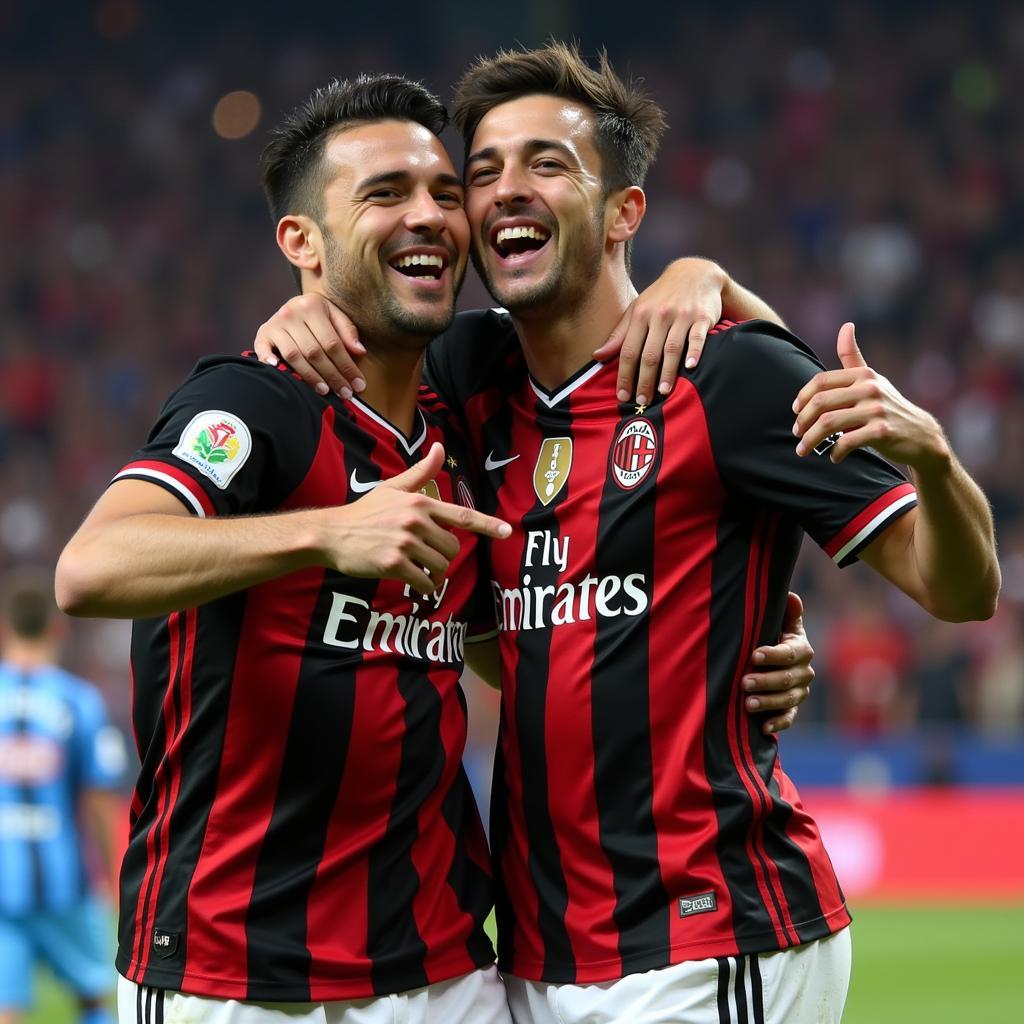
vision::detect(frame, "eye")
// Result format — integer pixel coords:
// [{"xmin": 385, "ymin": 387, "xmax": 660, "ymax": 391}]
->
[
  {"xmin": 367, "ymin": 188, "xmax": 402, "ymax": 202},
  {"xmin": 469, "ymin": 167, "xmax": 499, "ymax": 185},
  {"xmin": 435, "ymin": 191, "xmax": 465, "ymax": 208}
]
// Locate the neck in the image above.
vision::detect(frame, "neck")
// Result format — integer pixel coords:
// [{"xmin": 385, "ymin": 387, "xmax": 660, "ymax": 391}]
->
[
  {"xmin": 1, "ymin": 640, "xmax": 53, "ymax": 670},
  {"xmin": 511, "ymin": 260, "xmax": 636, "ymax": 390},
  {"xmin": 349, "ymin": 341, "xmax": 426, "ymax": 437}
]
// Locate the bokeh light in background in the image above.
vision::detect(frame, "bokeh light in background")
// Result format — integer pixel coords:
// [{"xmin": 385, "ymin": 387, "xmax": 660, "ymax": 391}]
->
[{"xmin": 212, "ymin": 90, "xmax": 262, "ymax": 140}]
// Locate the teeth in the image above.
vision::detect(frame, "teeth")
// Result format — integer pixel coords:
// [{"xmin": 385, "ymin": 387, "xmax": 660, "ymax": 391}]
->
[
  {"xmin": 394, "ymin": 254, "xmax": 444, "ymax": 268},
  {"xmin": 496, "ymin": 226, "xmax": 550, "ymax": 245}
]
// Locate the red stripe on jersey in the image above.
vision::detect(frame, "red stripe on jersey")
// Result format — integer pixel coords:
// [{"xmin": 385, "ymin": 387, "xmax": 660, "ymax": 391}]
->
[
  {"xmin": 181, "ymin": 571, "xmax": 324, "ymax": 996},
  {"xmin": 772, "ymin": 763, "xmax": 849, "ymax": 926},
  {"xmin": 131, "ymin": 609, "xmax": 197, "ymax": 978},
  {"xmin": 119, "ymin": 460, "xmax": 217, "ymax": 517},
  {"xmin": 823, "ymin": 482, "xmax": 916, "ymax": 559},
  {"xmin": 725, "ymin": 517, "xmax": 793, "ymax": 948},
  {"xmin": 545, "ymin": 405, "xmax": 623, "ymax": 979},
  {"xmin": 649, "ymin": 386, "xmax": 735, "ymax": 958}
]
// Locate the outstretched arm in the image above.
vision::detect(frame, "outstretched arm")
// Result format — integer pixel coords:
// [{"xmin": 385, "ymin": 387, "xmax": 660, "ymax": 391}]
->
[
  {"xmin": 793, "ymin": 324, "xmax": 999, "ymax": 621},
  {"xmin": 56, "ymin": 444, "xmax": 511, "ymax": 616}
]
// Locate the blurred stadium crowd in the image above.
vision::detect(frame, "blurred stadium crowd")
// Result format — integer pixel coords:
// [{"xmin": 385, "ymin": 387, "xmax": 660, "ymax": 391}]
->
[{"xmin": 1, "ymin": 1, "xmax": 1022, "ymax": 747}]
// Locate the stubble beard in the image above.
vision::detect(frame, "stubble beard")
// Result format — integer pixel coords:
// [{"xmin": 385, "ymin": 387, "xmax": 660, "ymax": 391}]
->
[
  {"xmin": 472, "ymin": 208, "xmax": 606, "ymax": 317},
  {"xmin": 322, "ymin": 232, "xmax": 459, "ymax": 343}
]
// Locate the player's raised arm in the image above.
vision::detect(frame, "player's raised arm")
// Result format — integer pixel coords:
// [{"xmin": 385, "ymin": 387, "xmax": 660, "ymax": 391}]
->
[
  {"xmin": 254, "ymin": 293, "xmax": 366, "ymax": 397},
  {"xmin": 793, "ymin": 323, "xmax": 999, "ymax": 622},
  {"xmin": 56, "ymin": 444, "xmax": 511, "ymax": 617},
  {"xmin": 592, "ymin": 257, "xmax": 788, "ymax": 405}
]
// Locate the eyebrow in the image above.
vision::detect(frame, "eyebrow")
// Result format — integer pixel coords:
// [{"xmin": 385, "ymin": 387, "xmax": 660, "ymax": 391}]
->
[
  {"xmin": 465, "ymin": 138, "xmax": 577, "ymax": 167},
  {"xmin": 354, "ymin": 169, "xmax": 464, "ymax": 192}
]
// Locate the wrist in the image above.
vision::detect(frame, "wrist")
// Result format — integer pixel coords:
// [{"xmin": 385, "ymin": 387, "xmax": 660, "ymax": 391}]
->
[{"xmin": 910, "ymin": 423, "xmax": 954, "ymax": 479}]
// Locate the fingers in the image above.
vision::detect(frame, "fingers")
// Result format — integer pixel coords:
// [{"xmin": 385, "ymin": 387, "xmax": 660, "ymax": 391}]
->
[
  {"xmin": 682, "ymin": 317, "xmax": 712, "ymax": 372},
  {"xmin": 791, "ymin": 368, "xmax": 865, "ymax": 417},
  {"xmin": 429, "ymin": 500, "xmax": 512, "ymax": 539},
  {"xmin": 634, "ymin": 313, "xmax": 671, "ymax": 406},
  {"xmin": 380, "ymin": 443, "xmax": 446, "ymax": 493},
  {"xmin": 836, "ymin": 322, "xmax": 866, "ymax": 370},
  {"xmin": 762, "ymin": 707, "xmax": 798, "ymax": 735},
  {"xmin": 783, "ymin": 590, "xmax": 804, "ymax": 627}
]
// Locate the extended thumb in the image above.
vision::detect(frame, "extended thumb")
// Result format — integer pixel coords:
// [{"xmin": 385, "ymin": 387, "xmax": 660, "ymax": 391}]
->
[
  {"xmin": 836, "ymin": 322, "xmax": 867, "ymax": 369},
  {"xmin": 383, "ymin": 442, "xmax": 444, "ymax": 492}
]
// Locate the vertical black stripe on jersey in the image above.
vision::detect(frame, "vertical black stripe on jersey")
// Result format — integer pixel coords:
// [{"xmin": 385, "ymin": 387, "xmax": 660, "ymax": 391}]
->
[
  {"xmin": 704, "ymin": 503, "xmax": 780, "ymax": 945},
  {"xmin": 477, "ymin": 377, "xmax": 520, "ymax": 970},
  {"xmin": 510, "ymin": 398, "xmax": 575, "ymax": 978},
  {"xmin": 123, "ymin": 613, "xmax": 186, "ymax": 975},
  {"xmin": 591, "ymin": 404, "xmax": 669, "ymax": 968},
  {"xmin": 752, "ymin": 529, "xmax": 831, "ymax": 939},
  {"xmin": 15, "ymin": 670, "xmax": 45, "ymax": 909},
  {"xmin": 139, "ymin": 595, "xmax": 249, "ymax": 990},
  {"xmin": 440, "ymin": 686, "xmax": 495, "ymax": 968}
]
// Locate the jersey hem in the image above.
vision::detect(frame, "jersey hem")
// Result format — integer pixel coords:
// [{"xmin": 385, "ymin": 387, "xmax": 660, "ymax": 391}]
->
[
  {"xmin": 116, "ymin": 948, "xmax": 496, "ymax": 1002},
  {"xmin": 498, "ymin": 904, "xmax": 852, "ymax": 983}
]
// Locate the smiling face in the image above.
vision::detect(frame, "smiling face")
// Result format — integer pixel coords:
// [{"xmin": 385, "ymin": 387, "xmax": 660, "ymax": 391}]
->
[
  {"xmin": 316, "ymin": 119, "xmax": 469, "ymax": 344},
  {"xmin": 464, "ymin": 94, "xmax": 609, "ymax": 316}
]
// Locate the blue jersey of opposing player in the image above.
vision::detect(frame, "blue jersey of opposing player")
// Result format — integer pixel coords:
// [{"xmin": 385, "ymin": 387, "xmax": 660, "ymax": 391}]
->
[{"xmin": 0, "ymin": 661, "xmax": 124, "ymax": 915}]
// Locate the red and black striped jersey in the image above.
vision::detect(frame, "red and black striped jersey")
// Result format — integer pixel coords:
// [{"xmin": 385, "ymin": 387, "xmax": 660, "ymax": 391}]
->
[
  {"xmin": 425, "ymin": 313, "xmax": 917, "ymax": 983},
  {"xmin": 111, "ymin": 354, "xmax": 496, "ymax": 1001}
]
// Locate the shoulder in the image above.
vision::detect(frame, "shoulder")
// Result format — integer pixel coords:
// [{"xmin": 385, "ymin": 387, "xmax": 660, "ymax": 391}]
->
[{"xmin": 177, "ymin": 353, "xmax": 319, "ymax": 408}]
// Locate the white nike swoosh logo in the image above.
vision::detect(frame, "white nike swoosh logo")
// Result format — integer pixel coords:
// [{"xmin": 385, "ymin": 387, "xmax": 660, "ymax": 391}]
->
[
  {"xmin": 484, "ymin": 451, "xmax": 520, "ymax": 471},
  {"xmin": 349, "ymin": 469, "xmax": 381, "ymax": 493}
]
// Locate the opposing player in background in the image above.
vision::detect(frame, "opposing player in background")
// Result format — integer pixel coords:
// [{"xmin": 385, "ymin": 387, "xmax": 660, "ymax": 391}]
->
[{"xmin": 0, "ymin": 572, "xmax": 125, "ymax": 1024}]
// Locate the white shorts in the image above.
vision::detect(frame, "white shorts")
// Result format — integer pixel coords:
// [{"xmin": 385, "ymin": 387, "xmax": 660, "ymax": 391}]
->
[
  {"xmin": 118, "ymin": 966, "xmax": 512, "ymax": 1024},
  {"xmin": 504, "ymin": 927, "xmax": 852, "ymax": 1024}
]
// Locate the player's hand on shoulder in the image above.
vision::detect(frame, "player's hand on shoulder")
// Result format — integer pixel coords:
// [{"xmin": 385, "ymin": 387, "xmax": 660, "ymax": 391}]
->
[
  {"xmin": 793, "ymin": 323, "xmax": 951, "ymax": 469},
  {"xmin": 743, "ymin": 592, "xmax": 814, "ymax": 735},
  {"xmin": 254, "ymin": 292, "xmax": 367, "ymax": 400},
  {"xmin": 593, "ymin": 257, "xmax": 726, "ymax": 405},
  {"xmin": 316, "ymin": 443, "xmax": 511, "ymax": 596}
]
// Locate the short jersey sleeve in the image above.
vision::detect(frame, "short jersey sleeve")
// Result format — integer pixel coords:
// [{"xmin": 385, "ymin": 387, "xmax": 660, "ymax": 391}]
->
[
  {"xmin": 112, "ymin": 356, "xmax": 323, "ymax": 517},
  {"xmin": 71, "ymin": 682, "xmax": 126, "ymax": 791},
  {"xmin": 693, "ymin": 321, "xmax": 918, "ymax": 566}
]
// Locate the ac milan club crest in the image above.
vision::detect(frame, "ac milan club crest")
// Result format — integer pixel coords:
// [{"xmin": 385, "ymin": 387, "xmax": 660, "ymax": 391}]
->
[{"xmin": 611, "ymin": 418, "xmax": 658, "ymax": 490}]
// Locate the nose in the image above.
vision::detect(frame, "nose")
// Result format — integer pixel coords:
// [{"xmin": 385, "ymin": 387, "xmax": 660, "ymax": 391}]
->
[
  {"xmin": 494, "ymin": 163, "xmax": 533, "ymax": 207},
  {"xmin": 404, "ymin": 190, "xmax": 447, "ymax": 234}
]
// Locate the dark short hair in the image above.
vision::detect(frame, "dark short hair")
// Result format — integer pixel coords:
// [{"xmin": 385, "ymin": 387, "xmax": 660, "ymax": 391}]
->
[
  {"xmin": 452, "ymin": 42, "xmax": 666, "ymax": 194},
  {"xmin": 1, "ymin": 571, "xmax": 56, "ymax": 640},
  {"xmin": 261, "ymin": 74, "xmax": 449, "ymax": 286}
]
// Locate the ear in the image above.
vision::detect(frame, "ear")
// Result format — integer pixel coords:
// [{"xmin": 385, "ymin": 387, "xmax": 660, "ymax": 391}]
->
[
  {"xmin": 276, "ymin": 215, "xmax": 322, "ymax": 276},
  {"xmin": 606, "ymin": 185, "xmax": 646, "ymax": 245}
]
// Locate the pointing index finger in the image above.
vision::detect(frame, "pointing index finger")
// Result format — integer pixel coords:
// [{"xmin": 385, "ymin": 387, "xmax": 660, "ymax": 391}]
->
[{"xmin": 429, "ymin": 500, "xmax": 512, "ymax": 539}]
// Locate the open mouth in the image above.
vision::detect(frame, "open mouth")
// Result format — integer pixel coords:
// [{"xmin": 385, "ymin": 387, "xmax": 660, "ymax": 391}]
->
[
  {"xmin": 491, "ymin": 224, "xmax": 551, "ymax": 261},
  {"xmin": 388, "ymin": 252, "xmax": 447, "ymax": 281}
]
